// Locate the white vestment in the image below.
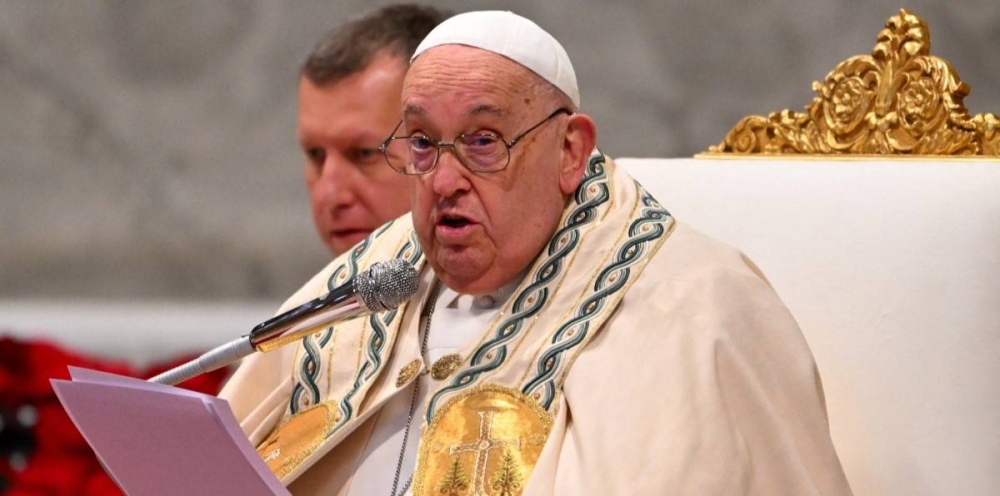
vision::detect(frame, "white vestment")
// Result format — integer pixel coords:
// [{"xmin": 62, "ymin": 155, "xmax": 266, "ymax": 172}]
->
[{"xmin": 220, "ymin": 153, "xmax": 853, "ymax": 495}]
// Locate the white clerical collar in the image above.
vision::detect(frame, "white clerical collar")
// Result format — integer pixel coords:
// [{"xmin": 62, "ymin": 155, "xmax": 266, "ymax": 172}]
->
[
  {"xmin": 439, "ymin": 273, "xmax": 525, "ymax": 313},
  {"xmin": 427, "ymin": 272, "xmax": 526, "ymax": 360}
]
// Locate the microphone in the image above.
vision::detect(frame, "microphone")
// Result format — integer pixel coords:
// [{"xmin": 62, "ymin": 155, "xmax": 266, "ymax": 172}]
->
[{"xmin": 149, "ymin": 259, "xmax": 419, "ymax": 386}]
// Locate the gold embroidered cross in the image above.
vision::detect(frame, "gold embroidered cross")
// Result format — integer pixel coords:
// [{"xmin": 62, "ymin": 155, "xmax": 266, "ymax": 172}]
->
[{"xmin": 448, "ymin": 410, "xmax": 520, "ymax": 496}]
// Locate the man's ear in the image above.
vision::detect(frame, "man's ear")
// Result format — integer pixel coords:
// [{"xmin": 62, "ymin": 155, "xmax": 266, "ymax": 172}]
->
[{"xmin": 559, "ymin": 113, "xmax": 598, "ymax": 196}]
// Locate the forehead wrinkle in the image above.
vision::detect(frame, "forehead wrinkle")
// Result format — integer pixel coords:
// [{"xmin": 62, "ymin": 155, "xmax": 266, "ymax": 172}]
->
[
  {"xmin": 405, "ymin": 46, "xmax": 536, "ymax": 100},
  {"xmin": 403, "ymin": 46, "xmax": 552, "ymax": 137}
]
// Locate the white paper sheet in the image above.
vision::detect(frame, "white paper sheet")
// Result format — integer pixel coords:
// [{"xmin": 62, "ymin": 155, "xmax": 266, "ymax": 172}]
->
[{"xmin": 51, "ymin": 367, "xmax": 289, "ymax": 496}]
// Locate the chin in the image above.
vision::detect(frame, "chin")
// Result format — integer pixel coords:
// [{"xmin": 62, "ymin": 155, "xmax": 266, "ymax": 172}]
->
[{"xmin": 433, "ymin": 248, "xmax": 496, "ymax": 293}]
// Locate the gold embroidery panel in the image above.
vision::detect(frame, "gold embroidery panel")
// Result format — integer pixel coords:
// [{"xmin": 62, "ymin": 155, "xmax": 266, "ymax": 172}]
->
[
  {"xmin": 414, "ymin": 384, "xmax": 553, "ymax": 496},
  {"xmin": 256, "ymin": 401, "xmax": 340, "ymax": 480}
]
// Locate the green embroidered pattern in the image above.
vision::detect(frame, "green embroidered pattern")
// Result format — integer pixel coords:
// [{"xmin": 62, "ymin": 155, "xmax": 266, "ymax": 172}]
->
[
  {"xmin": 329, "ymin": 228, "xmax": 424, "ymax": 436},
  {"xmin": 522, "ymin": 188, "xmax": 672, "ymax": 409},
  {"xmin": 289, "ymin": 221, "xmax": 395, "ymax": 414}
]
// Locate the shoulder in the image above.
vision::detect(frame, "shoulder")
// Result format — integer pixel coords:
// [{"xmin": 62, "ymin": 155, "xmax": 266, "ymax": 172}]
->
[
  {"xmin": 566, "ymin": 220, "xmax": 818, "ymax": 403},
  {"xmin": 555, "ymin": 221, "xmax": 848, "ymax": 494},
  {"xmin": 630, "ymin": 222, "xmax": 788, "ymax": 324}
]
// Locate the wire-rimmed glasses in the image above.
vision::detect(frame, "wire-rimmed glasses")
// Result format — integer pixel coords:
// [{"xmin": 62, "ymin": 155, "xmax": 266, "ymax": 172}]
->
[{"xmin": 378, "ymin": 108, "xmax": 573, "ymax": 175}]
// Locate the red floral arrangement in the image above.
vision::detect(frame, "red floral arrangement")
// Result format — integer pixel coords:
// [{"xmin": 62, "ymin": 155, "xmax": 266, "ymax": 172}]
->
[{"xmin": 0, "ymin": 336, "xmax": 231, "ymax": 495}]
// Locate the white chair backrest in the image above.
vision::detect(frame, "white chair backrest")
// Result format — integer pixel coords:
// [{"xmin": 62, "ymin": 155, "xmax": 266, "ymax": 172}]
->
[{"xmin": 621, "ymin": 157, "xmax": 1000, "ymax": 496}]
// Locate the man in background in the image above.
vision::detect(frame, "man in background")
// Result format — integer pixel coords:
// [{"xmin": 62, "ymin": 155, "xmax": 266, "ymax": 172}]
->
[{"xmin": 297, "ymin": 4, "xmax": 450, "ymax": 256}]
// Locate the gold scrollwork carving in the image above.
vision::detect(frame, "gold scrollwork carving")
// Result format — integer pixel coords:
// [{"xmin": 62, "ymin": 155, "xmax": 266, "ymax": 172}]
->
[{"xmin": 707, "ymin": 9, "xmax": 998, "ymax": 156}]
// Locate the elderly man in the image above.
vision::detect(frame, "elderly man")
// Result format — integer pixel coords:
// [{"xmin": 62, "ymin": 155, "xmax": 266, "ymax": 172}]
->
[
  {"xmin": 222, "ymin": 11, "xmax": 853, "ymax": 495},
  {"xmin": 298, "ymin": 4, "xmax": 449, "ymax": 255}
]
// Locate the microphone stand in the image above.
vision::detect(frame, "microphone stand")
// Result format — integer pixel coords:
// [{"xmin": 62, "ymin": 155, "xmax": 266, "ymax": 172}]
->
[{"xmin": 149, "ymin": 281, "xmax": 363, "ymax": 386}]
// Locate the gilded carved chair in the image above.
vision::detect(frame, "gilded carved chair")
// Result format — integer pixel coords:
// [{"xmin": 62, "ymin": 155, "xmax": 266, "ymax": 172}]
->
[{"xmin": 620, "ymin": 10, "xmax": 999, "ymax": 496}]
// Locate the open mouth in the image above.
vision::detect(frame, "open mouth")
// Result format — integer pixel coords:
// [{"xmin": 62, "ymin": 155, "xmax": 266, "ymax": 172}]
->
[{"xmin": 440, "ymin": 215, "xmax": 472, "ymax": 228}]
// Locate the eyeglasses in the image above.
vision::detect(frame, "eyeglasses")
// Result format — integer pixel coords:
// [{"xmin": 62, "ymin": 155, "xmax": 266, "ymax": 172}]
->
[{"xmin": 378, "ymin": 108, "xmax": 573, "ymax": 175}]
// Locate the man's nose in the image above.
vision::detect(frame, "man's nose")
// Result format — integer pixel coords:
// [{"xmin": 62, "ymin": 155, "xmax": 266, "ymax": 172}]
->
[
  {"xmin": 318, "ymin": 156, "xmax": 358, "ymax": 207},
  {"xmin": 430, "ymin": 148, "xmax": 471, "ymax": 197}
]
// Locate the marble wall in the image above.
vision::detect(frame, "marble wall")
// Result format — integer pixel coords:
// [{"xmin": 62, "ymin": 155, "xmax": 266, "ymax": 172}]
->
[{"xmin": 3, "ymin": 0, "xmax": 997, "ymax": 301}]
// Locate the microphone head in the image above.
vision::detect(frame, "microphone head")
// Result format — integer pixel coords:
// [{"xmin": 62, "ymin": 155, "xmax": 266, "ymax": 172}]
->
[{"xmin": 356, "ymin": 259, "xmax": 420, "ymax": 312}]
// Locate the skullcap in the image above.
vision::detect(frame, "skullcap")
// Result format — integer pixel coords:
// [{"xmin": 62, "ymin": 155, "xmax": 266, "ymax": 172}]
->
[{"xmin": 412, "ymin": 11, "xmax": 580, "ymax": 107}]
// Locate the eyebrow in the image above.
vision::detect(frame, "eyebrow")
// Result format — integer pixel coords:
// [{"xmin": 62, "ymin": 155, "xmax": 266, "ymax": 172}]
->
[
  {"xmin": 468, "ymin": 104, "xmax": 506, "ymax": 118},
  {"xmin": 402, "ymin": 104, "xmax": 425, "ymax": 118}
]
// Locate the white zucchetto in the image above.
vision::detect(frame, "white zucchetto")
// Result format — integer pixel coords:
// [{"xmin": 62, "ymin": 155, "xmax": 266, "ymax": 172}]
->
[{"xmin": 411, "ymin": 10, "xmax": 580, "ymax": 107}]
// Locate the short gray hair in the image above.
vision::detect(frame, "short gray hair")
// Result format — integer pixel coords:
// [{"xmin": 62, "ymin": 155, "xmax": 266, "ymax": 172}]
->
[{"xmin": 302, "ymin": 4, "xmax": 451, "ymax": 85}]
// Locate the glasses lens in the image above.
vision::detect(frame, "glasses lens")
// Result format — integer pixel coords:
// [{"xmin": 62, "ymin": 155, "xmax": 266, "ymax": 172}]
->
[
  {"xmin": 384, "ymin": 137, "xmax": 436, "ymax": 174},
  {"xmin": 456, "ymin": 134, "xmax": 508, "ymax": 171},
  {"xmin": 406, "ymin": 137, "xmax": 438, "ymax": 174}
]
